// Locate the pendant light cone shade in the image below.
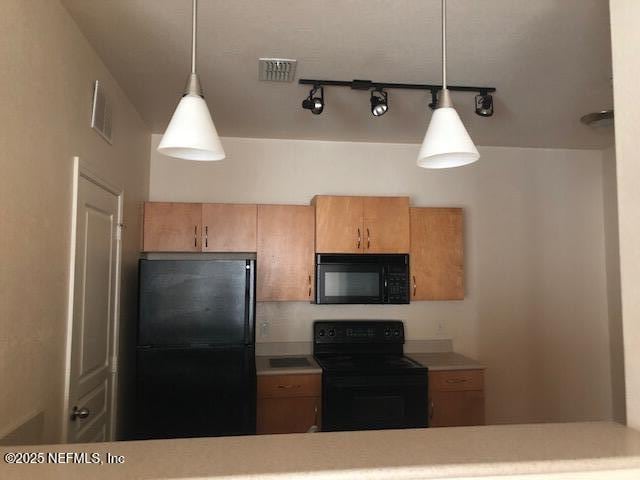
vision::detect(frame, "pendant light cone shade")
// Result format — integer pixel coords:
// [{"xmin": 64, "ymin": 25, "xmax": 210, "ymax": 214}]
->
[
  {"xmin": 417, "ymin": 106, "xmax": 479, "ymax": 169},
  {"xmin": 157, "ymin": 0, "xmax": 225, "ymax": 161},
  {"xmin": 417, "ymin": 0, "xmax": 479, "ymax": 169},
  {"xmin": 157, "ymin": 94, "xmax": 225, "ymax": 161}
]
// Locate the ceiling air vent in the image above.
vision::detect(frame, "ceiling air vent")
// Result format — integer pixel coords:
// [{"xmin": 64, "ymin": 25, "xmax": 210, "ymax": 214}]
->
[
  {"xmin": 258, "ymin": 58, "xmax": 297, "ymax": 82},
  {"xmin": 91, "ymin": 80, "xmax": 113, "ymax": 144}
]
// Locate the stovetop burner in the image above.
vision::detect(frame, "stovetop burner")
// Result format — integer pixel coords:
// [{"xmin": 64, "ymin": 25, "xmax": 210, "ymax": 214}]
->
[{"xmin": 312, "ymin": 320, "xmax": 427, "ymax": 375}]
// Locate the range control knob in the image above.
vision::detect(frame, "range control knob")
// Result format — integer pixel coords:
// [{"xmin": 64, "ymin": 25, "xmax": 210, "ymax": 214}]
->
[
  {"xmin": 319, "ymin": 329, "xmax": 325, "ymax": 337},
  {"xmin": 328, "ymin": 329, "xmax": 335, "ymax": 337},
  {"xmin": 394, "ymin": 329, "xmax": 400, "ymax": 336},
  {"xmin": 384, "ymin": 328, "xmax": 391, "ymax": 336}
]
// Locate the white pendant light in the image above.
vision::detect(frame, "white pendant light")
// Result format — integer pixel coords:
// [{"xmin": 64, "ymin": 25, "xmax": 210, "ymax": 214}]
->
[
  {"xmin": 417, "ymin": 0, "xmax": 479, "ymax": 169},
  {"xmin": 157, "ymin": 0, "xmax": 225, "ymax": 161}
]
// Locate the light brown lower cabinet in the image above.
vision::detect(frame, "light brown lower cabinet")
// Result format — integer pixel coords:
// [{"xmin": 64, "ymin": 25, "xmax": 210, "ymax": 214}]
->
[
  {"xmin": 256, "ymin": 374, "xmax": 321, "ymax": 434},
  {"xmin": 429, "ymin": 369, "xmax": 485, "ymax": 427}
]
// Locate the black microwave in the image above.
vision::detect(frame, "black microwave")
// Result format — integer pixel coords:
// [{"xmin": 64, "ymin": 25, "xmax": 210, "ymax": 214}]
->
[{"xmin": 315, "ymin": 254, "xmax": 410, "ymax": 304}]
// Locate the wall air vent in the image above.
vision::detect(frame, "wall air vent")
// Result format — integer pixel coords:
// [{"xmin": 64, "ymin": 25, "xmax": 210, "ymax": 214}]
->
[
  {"xmin": 90, "ymin": 80, "xmax": 113, "ymax": 144},
  {"xmin": 258, "ymin": 58, "xmax": 297, "ymax": 82}
]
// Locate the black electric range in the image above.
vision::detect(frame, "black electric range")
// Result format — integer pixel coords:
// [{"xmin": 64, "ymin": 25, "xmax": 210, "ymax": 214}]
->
[{"xmin": 313, "ymin": 320, "xmax": 428, "ymax": 432}]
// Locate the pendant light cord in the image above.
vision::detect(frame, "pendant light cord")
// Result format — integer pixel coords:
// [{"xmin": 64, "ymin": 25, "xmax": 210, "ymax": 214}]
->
[
  {"xmin": 441, "ymin": 0, "xmax": 447, "ymax": 90},
  {"xmin": 191, "ymin": 0, "xmax": 197, "ymax": 75}
]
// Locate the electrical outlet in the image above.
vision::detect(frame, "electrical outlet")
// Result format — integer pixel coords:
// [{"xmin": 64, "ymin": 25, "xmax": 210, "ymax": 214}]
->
[
  {"xmin": 260, "ymin": 321, "xmax": 270, "ymax": 338},
  {"xmin": 436, "ymin": 321, "xmax": 444, "ymax": 336}
]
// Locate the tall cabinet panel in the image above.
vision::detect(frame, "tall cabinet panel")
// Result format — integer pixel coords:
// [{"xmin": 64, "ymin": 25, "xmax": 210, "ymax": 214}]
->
[
  {"xmin": 143, "ymin": 202, "xmax": 202, "ymax": 252},
  {"xmin": 410, "ymin": 207, "xmax": 464, "ymax": 300},
  {"xmin": 201, "ymin": 203, "xmax": 257, "ymax": 252},
  {"xmin": 363, "ymin": 196, "xmax": 410, "ymax": 253},
  {"xmin": 257, "ymin": 205, "xmax": 315, "ymax": 301}
]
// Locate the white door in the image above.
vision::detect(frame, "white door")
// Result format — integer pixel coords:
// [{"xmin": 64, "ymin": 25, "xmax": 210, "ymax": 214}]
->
[{"xmin": 65, "ymin": 167, "xmax": 121, "ymax": 443}]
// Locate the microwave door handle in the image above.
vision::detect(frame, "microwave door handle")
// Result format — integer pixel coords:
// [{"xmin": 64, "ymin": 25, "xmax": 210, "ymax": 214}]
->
[{"xmin": 383, "ymin": 267, "xmax": 388, "ymax": 303}]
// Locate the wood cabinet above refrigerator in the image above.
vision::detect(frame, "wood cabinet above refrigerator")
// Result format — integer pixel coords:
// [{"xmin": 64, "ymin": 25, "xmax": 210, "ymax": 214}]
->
[
  {"xmin": 312, "ymin": 195, "xmax": 410, "ymax": 254},
  {"xmin": 143, "ymin": 202, "xmax": 257, "ymax": 252}
]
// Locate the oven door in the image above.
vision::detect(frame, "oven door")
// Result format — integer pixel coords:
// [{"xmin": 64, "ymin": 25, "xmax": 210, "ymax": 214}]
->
[
  {"xmin": 316, "ymin": 262, "xmax": 385, "ymax": 304},
  {"xmin": 322, "ymin": 373, "xmax": 428, "ymax": 431}
]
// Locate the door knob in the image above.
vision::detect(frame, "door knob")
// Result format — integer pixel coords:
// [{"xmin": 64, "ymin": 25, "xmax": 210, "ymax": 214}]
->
[{"xmin": 70, "ymin": 406, "xmax": 90, "ymax": 421}]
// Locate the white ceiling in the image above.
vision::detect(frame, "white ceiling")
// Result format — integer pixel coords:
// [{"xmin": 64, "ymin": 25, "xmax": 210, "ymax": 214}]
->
[{"xmin": 62, "ymin": 0, "xmax": 614, "ymax": 148}]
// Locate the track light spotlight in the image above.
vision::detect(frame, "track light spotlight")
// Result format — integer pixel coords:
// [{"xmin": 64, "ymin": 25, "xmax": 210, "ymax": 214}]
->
[
  {"xmin": 370, "ymin": 89, "xmax": 389, "ymax": 117},
  {"xmin": 475, "ymin": 92, "xmax": 494, "ymax": 117},
  {"xmin": 302, "ymin": 86, "xmax": 324, "ymax": 115}
]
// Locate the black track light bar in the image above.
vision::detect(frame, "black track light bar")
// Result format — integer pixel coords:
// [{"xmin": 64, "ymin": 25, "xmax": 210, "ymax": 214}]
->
[{"xmin": 299, "ymin": 78, "xmax": 495, "ymax": 95}]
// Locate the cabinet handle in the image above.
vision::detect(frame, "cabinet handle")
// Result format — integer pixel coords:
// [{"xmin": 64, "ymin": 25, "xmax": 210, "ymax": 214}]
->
[
  {"xmin": 205, "ymin": 226, "xmax": 208, "ymax": 249},
  {"xmin": 194, "ymin": 225, "xmax": 198, "ymax": 248},
  {"xmin": 314, "ymin": 403, "xmax": 319, "ymax": 426},
  {"xmin": 429, "ymin": 400, "xmax": 434, "ymax": 421},
  {"xmin": 357, "ymin": 228, "xmax": 361, "ymax": 249},
  {"xmin": 413, "ymin": 275, "xmax": 417, "ymax": 297},
  {"xmin": 366, "ymin": 228, "xmax": 370, "ymax": 249},
  {"xmin": 308, "ymin": 274, "xmax": 312, "ymax": 298}
]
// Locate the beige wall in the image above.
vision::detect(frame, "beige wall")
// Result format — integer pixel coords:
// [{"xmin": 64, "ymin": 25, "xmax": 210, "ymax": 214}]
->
[
  {"xmin": 610, "ymin": 0, "xmax": 640, "ymax": 429},
  {"xmin": 602, "ymin": 146, "xmax": 625, "ymax": 424},
  {"xmin": 0, "ymin": 1, "xmax": 150, "ymax": 443},
  {"xmin": 150, "ymin": 135, "xmax": 617, "ymax": 425}
]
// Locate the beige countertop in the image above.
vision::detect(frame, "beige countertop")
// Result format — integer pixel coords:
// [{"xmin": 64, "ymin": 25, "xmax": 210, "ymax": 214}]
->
[
  {"xmin": 2, "ymin": 422, "xmax": 640, "ymax": 479},
  {"xmin": 407, "ymin": 352, "xmax": 486, "ymax": 371},
  {"xmin": 256, "ymin": 355, "xmax": 322, "ymax": 376},
  {"xmin": 257, "ymin": 351, "xmax": 483, "ymax": 375}
]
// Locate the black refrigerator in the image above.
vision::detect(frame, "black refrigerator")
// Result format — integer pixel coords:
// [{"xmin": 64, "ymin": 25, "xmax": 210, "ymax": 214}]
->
[{"xmin": 134, "ymin": 259, "xmax": 256, "ymax": 440}]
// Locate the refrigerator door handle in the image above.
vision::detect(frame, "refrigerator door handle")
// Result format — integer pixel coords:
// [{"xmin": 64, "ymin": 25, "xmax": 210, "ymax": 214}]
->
[{"xmin": 246, "ymin": 260, "xmax": 256, "ymax": 344}]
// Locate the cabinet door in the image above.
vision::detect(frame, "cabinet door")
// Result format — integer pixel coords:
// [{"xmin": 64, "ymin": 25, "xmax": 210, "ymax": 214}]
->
[
  {"xmin": 429, "ymin": 390, "xmax": 485, "ymax": 427},
  {"xmin": 257, "ymin": 397, "xmax": 320, "ymax": 434},
  {"xmin": 313, "ymin": 196, "xmax": 364, "ymax": 253},
  {"xmin": 201, "ymin": 204, "xmax": 257, "ymax": 252},
  {"xmin": 143, "ymin": 202, "xmax": 202, "ymax": 252},
  {"xmin": 363, "ymin": 197, "xmax": 410, "ymax": 253},
  {"xmin": 428, "ymin": 370, "xmax": 485, "ymax": 428},
  {"xmin": 410, "ymin": 207, "xmax": 464, "ymax": 300},
  {"xmin": 257, "ymin": 205, "xmax": 315, "ymax": 301}
]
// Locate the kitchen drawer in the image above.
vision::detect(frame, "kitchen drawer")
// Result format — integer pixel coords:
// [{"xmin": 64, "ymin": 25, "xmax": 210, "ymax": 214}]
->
[
  {"xmin": 429, "ymin": 369, "xmax": 484, "ymax": 392},
  {"xmin": 258, "ymin": 374, "xmax": 321, "ymax": 399}
]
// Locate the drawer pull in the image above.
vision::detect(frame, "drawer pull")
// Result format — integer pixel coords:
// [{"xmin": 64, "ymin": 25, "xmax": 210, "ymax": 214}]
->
[
  {"xmin": 277, "ymin": 384, "xmax": 301, "ymax": 389},
  {"xmin": 446, "ymin": 378, "xmax": 469, "ymax": 384}
]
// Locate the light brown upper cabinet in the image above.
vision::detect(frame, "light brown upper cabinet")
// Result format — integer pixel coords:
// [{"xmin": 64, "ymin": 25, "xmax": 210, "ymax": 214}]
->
[
  {"xmin": 143, "ymin": 202, "xmax": 257, "ymax": 252},
  {"xmin": 410, "ymin": 207, "xmax": 464, "ymax": 300},
  {"xmin": 257, "ymin": 205, "xmax": 315, "ymax": 301},
  {"xmin": 313, "ymin": 195, "xmax": 410, "ymax": 254},
  {"xmin": 143, "ymin": 202, "xmax": 202, "ymax": 252},
  {"xmin": 201, "ymin": 203, "xmax": 257, "ymax": 252},
  {"xmin": 363, "ymin": 196, "xmax": 410, "ymax": 253}
]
